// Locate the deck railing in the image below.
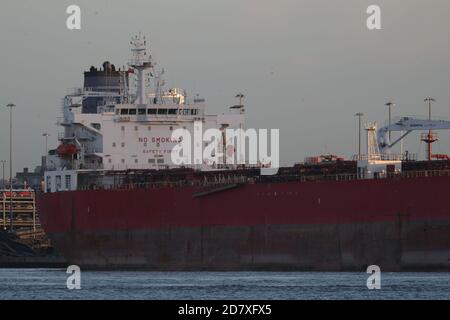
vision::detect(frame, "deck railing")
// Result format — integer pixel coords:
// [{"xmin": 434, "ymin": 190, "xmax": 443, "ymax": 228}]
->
[{"xmin": 75, "ymin": 169, "xmax": 450, "ymax": 192}]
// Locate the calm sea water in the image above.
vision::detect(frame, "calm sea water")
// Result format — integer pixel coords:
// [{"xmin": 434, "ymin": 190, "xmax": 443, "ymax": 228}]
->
[{"xmin": 0, "ymin": 269, "xmax": 449, "ymax": 300}]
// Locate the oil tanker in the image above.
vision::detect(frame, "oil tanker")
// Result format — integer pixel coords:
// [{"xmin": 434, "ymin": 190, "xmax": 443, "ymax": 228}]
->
[{"xmin": 37, "ymin": 35, "xmax": 450, "ymax": 271}]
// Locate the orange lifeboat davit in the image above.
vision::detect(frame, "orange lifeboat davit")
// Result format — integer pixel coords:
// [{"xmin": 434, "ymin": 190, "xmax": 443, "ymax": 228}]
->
[{"xmin": 56, "ymin": 143, "xmax": 78, "ymax": 156}]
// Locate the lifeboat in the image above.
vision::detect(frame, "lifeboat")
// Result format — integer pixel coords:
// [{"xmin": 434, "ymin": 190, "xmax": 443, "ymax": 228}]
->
[
  {"xmin": 2, "ymin": 191, "xmax": 14, "ymax": 198},
  {"xmin": 18, "ymin": 191, "xmax": 32, "ymax": 197},
  {"xmin": 56, "ymin": 143, "xmax": 78, "ymax": 156}
]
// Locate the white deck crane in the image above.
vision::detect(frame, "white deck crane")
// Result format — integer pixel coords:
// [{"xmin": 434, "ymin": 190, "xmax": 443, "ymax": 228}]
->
[
  {"xmin": 376, "ymin": 117, "xmax": 450, "ymax": 155},
  {"xmin": 357, "ymin": 116, "xmax": 450, "ymax": 179}
]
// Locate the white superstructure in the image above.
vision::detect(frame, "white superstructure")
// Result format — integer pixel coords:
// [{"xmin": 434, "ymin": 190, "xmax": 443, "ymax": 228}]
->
[{"xmin": 45, "ymin": 35, "xmax": 245, "ymax": 192}]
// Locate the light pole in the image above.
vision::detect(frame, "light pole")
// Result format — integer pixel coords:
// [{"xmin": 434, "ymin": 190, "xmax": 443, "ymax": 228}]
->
[
  {"xmin": 0, "ymin": 160, "xmax": 5, "ymax": 189},
  {"xmin": 424, "ymin": 97, "xmax": 435, "ymax": 121},
  {"xmin": 43, "ymin": 133, "xmax": 50, "ymax": 170},
  {"xmin": 1, "ymin": 160, "xmax": 4, "ymax": 230},
  {"xmin": 236, "ymin": 93, "xmax": 245, "ymax": 107},
  {"xmin": 235, "ymin": 93, "xmax": 245, "ymax": 163},
  {"xmin": 385, "ymin": 102, "xmax": 395, "ymax": 143},
  {"xmin": 355, "ymin": 113, "xmax": 364, "ymax": 160},
  {"xmin": 6, "ymin": 103, "xmax": 15, "ymax": 232}
]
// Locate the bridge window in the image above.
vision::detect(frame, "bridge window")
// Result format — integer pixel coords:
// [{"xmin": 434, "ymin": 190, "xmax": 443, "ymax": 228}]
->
[
  {"xmin": 168, "ymin": 109, "xmax": 177, "ymax": 115},
  {"xmin": 138, "ymin": 108, "xmax": 146, "ymax": 115},
  {"xmin": 129, "ymin": 109, "xmax": 137, "ymax": 115},
  {"xmin": 157, "ymin": 159, "xmax": 164, "ymax": 164},
  {"xmin": 148, "ymin": 159, "xmax": 155, "ymax": 164},
  {"xmin": 147, "ymin": 109, "xmax": 157, "ymax": 115},
  {"xmin": 120, "ymin": 109, "xmax": 129, "ymax": 115},
  {"xmin": 157, "ymin": 108, "xmax": 167, "ymax": 115}
]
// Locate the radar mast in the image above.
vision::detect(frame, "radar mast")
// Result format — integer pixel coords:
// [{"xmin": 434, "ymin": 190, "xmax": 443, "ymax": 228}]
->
[{"xmin": 129, "ymin": 33, "xmax": 153, "ymax": 105}]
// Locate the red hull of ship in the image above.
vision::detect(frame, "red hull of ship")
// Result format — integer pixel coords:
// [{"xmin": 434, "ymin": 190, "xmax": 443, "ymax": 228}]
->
[{"xmin": 37, "ymin": 176, "xmax": 450, "ymax": 270}]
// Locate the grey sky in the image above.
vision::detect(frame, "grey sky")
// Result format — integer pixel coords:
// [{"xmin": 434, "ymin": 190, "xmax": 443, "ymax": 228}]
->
[{"xmin": 1, "ymin": 0, "xmax": 450, "ymax": 174}]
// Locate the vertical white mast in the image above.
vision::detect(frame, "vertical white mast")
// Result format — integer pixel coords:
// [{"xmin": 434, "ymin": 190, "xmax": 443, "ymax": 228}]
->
[
  {"xmin": 365, "ymin": 122, "xmax": 381, "ymax": 160},
  {"xmin": 129, "ymin": 33, "xmax": 153, "ymax": 105}
]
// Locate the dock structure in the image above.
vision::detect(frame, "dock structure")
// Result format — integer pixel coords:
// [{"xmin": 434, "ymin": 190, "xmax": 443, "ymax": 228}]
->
[{"xmin": 0, "ymin": 189, "xmax": 51, "ymax": 251}]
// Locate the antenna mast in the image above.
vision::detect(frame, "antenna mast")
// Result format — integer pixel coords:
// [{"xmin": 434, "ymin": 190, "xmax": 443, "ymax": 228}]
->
[{"xmin": 154, "ymin": 68, "xmax": 166, "ymax": 104}]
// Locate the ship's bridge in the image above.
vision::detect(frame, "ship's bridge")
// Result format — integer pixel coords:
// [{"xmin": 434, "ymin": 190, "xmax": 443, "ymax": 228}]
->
[
  {"xmin": 112, "ymin": 88, "xmax": 206, "ymax": 122},
  {"xmin": 113, "ymin": 103, "xmax": 205, "ymax": 121}
]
